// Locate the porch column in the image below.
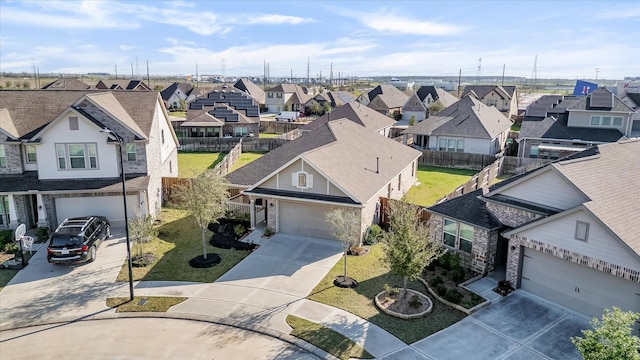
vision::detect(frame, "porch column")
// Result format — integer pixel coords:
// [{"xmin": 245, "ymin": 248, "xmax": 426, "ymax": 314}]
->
[
  {"xmin": 7, "ymin": 194, "xmax": 18, "ymax": 228},
  {"xmin": 249, "ymin": 199, "xmax": 255, "ymax": 229},
  {"xmin": 36, "ymin": 193, "xmax": 48, "ymax": 227}
]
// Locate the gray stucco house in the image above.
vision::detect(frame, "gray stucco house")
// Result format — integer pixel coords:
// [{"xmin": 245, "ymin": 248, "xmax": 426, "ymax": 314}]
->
[{"xmin": 0, "ymin": 90, "xmax": 179, "ymax": 230}]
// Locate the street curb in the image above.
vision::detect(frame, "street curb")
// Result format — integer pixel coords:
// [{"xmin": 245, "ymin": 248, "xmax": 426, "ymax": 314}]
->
[{"xmin": 0, "ymin": 312, "xmax": 338, "ymax": 360}]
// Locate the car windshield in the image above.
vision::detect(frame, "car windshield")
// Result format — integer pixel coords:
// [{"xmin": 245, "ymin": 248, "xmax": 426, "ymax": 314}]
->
[{"xmin": 50, "ymin": 235, "xmax": 83, "ymax": 247}]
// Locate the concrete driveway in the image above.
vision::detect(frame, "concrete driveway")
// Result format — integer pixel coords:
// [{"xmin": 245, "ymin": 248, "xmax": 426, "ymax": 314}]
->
[
  {"xmin": 0, "ymin": 317, "xmax": 317, "ymax": 359},
  {"xmin": 381, "ymin": 291, "xmax": 591, "ymax": 360},
  {"xmin": 168, "ymin": 233, "xmax": 344, "ymax": 333},
  {"xmin": 0, "ymin": 229, "xmax": 127, "ymax": 329}
]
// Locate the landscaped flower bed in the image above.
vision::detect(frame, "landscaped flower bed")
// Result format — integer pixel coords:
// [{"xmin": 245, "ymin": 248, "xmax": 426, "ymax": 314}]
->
[
  {"xmin": 208, "ymin": 214, "xmax": 256, "ymax": 251},
  {"xmin": 422, "ymin": 252, "xmax": 485, "ymax": 310}
]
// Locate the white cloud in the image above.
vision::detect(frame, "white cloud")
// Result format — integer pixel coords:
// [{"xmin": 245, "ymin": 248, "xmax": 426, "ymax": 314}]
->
[
  {"xmin": 340, "ymin": 9, "xmax": 463, "ymax": 36},
  {"xmin": 246, "ymin": 14, "xmax": 314, "ymax": 25},
  {"xmin": 119, "ymin": 45, "xmax": 135, "ymax": 51}
]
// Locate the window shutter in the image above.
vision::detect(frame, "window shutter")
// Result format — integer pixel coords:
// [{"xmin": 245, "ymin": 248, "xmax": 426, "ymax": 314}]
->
[
  {"xmin": 291, "ymin": 172, "xmax": 298, "ymax": 186},
  {"xmin": 307, "ymin": 174, "xmax": 313, "ymax": 188}
]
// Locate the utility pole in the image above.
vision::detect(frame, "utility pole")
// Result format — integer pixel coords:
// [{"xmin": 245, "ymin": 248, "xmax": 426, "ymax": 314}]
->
[
  {"xmin": 476, "ymin": 57, "xmax": 482, "ymax": 84},
  {"xmin": 196, "ymin": 62, "xmax": 199, "ymax": 87},
  {"xmin": 457, "ymin": 69, "xmax": 462, "ymax": 97},
  {"xmin": 595, "ymin": 68, "xmax": 600, "ymax": 81},
  {"xmin": 146, "ymin": 60, "xmax": 150, "ymax": 86},
  {"xmin": 307, "ymin": 57, "xmax": 310, "ymax": 87},
  {"xmin": 531, "ymin": 55, "xmax": 538, "ymax": 92},
  {"xmin": 115, "ymin": 64, "xmax": 118, "ymax": 79},
  {"xmin": 290, "ymin": 68, "xmax": 292, "ymax": 83},
  {"xmin": 501, "ymin": 64, "xmax": 505, "ymax": 87},
  {"xmin": 131, "ymin": 63, "xmax": 134, "ymax": 79},
  {"xmin": 330, "ymin": 62, "xmax": 333, "ymax": 91}
]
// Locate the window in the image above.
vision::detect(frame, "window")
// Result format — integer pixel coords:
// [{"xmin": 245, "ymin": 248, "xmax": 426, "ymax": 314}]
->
[
  {"xmin": 69, "ymin": 117, "xmax": 79, "ymax": 130},
  {"xmin": 56, "ymin": 143, "xmax": 98, "ymax": 170},
  {"xmin": 267, "ymin": 92, "xmax": 274, "ymax": 98},
  {"xmin": 292, "ymin": 171, "xmax": 313, "ymax": 189},
  {"xmin": 276, "ymin": 93, "xmax": 283, "ymax": 98},
  {"xmin": 234, "ymin": 127, "xmax": 248, "ymax": 137},
  {"xmin": 448, "ymin": 139, "xmax": 456, "ymax": 152},
  {"xmin": 439, "ymin": 138, "xmax": 446, "ymax": 151},
  {"xmin": 590, "ymin": 116, "xmax": 600, "ymax": 125},
  {"xmin": 456, "ymin": 140, "xmax": 465, "ymax": 152},
  {"xmin": 411, "ymin": 161, "xmax": 415, "ymax": 177},
  {"xmin": 0, "ymin": 144, "xmax": 6, "ymax": 168},
  {"xmin": 613, "ymin": 117, "xmax": 623, "ymax": 126},
  {"xmin": 575, "ymin": 221, "xmax": 589, "ymax": 242},
  {"xmin": 438, "ymin": 138, "xmax": 464, "ymax": 152},
  {"xmin": 25, "ymin": 145, "xmax": 37, "ymax": 163},
  {"xmin": 397, "ymin": 174, "xmax": 402, "ymax": 191},
  {"xmin": 601, "ymin": 116, "xmax": 611, "ymax": 126},
  {"xmin": 459, "ymin": 223, "xmax": 474, "ymax": 253},
  {"xmin": 126, "ymin": 143, "xmax": 136, "ymax": 161},
  {"xmin": 443, "ymin": 219, "xmax": 457, "ymax": 247},
  {"xmin": 298, "ymin": 173, "xmax": 307, "ymax": 187},
  {"xmin": 161, "ymin": 129, "xmax": 165, "ymax": 144},
  {"xmin": 529, "ymin": 145, "xmax": 539, "ymax": 158}
]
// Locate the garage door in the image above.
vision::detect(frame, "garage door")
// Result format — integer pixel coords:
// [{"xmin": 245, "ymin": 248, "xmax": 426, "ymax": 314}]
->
[
  {"xmin": 278, "ymin": 201, "xmax": 336, "ymax": 240},
  {"xmin": 56, "ymin": 195, "xmax": 139, "ymax": 228},
  {"xmin": 521, "ymin": 248, "xmax": 640, "ymax": 318}
]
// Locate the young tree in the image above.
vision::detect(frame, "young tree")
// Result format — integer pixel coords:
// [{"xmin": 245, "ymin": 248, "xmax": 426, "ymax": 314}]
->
[
  {"xmin": 310, "ymin": 100, "xmax": 321, "ymax": 115},
  {"xmin": 571, "ymin": 307, "xmax": 640, "ymax": 360},
  {"xmin": 128, "ymin": 214, "xmax": 158, "ymax": 258},
  {"xmin": 428, "ymin": 101, "xmax": 444, "ymax": 115},
  {"xmin": 382, "ymin": 200, "xmax": 445, "ymax": 296},
  {"xmin": 326, "ymin": 208, "xmax": 361, "ymax": 280},
  {"xmin": 322, "ymin": 101, "xmax": 332, "ymax": 114},
  {"xmin": 172, "ymin": 169, "xmax": 230, "ymax": 260},
  {"xmin": 409, "ymin": 115, "xmax": 417, "ymax": 126}
]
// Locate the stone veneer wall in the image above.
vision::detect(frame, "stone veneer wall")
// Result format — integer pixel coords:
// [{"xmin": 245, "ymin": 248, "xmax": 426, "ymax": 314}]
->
[
  {"xmin": 266, "ymin": 200, "xmax": 276, "ymax": 230},
  {"xmin": 0, "ymin": 143, "xmax": 23, "ymax": 175},
  {"xmin": 486, "ymin": 202, "xmax": 541, "ymax": 228},
  {"xmin": 506, "ymin": 234, "xmax": 640, "ymax": 287}
]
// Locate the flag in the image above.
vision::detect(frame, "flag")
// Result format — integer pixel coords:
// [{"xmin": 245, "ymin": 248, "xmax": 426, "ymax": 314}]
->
[{"xmin": 572, "ymin": 80, "xmax": 598, "ymax": 96}]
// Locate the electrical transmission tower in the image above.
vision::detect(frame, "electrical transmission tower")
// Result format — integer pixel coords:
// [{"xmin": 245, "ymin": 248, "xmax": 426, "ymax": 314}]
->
[
  {"xmin": 531, "ymin": 55, "xmax": 538, "ymax": 92},
  {"xmin": 476, "ymin": 57, "xmax": 482, "ymax": 84}
]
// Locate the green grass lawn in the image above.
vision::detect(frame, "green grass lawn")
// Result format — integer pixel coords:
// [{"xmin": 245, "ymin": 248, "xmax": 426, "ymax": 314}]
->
[
  {"xmin": 308, "ymin": 245, "xmax": 465, "ymax": 344},
  {"xmin": 287, "ymin": 315, "xmax": 373, "ymax": 360},
  {"xmin": 115, "ymin": 208, "xmax": 251, "ymax": 283},
  {"xmin": 0, "ymin": 252, "xmax": 36, "ymax": 290},
  {"xmin": 229, "ymin": 152, "xmax": 264, "ymax": 172},
  {"xmin": 178, "ymin": 152, "xmax": 224, "ymax": 177},
  {"xmin": 106, "ymin": 296, "xmax": 187, "ymax": 312},
  {"xmin": 168, "ymin": 111, "xmax": 187, "ymax": 118},
  {"xmin": 404, "ymin": 166, "xmax": 477, "ymax": 206},
  {"xmin": 259, "ymin": 133, "xmax": 280, "ymax": 138}
]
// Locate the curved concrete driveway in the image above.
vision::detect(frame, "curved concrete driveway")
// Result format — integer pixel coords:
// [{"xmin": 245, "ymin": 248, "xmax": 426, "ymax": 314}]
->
[{"xmin": 0, "ymin": 317, "xmax": 317, "ymax": 359}]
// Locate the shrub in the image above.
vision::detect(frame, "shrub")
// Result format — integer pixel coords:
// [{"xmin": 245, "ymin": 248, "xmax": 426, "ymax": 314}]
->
[
  {"xmin": 435, "ymin": 284, "xmax": 447, "ymax": 297},
  {"xmin": 131, "ymin": 253, "xmax": 157, "ymax": 267},
  {"xmin": 233, "ymin": 224, "xmax": 246, "ymax": 237},
  {"xmin": 439, "ymin": 252, "xmax": 460, "ymax": 270},
  {"xmin": 0, "ymin": 229, "xmax": 13, "ymax": 250},
  {"xmin": 448, "ymin": 268, "xmax": 465, "ymax": 283},
  {"xmin": 409, "ymin": 294, "xmax": 422, "ymax": 308},
  {"xmin": 363, "ymin": 224, "xmax": 382, "ymax": 245},
  {"xmin": 384, "ymin": 284, "xmax": 400, "ymax": 296},
  {"xmin": 3, "ymin": 242, "xmax": 19, "ymax": 255},
  {"xmin": 429, "ymin": 275, "xmax": 443, "ymax": 287},
  {"xmin": 348, "ymin": 246, "xmax": 368, "ymax": 256},
  {"xmin": 444, "ymin": 289, "xmax": 463, "ymax": 304},
  {"xmin": 36, "ymin": 227, "xmax": 49, "ymax": 242},
  {"xmin": 263, "ymin": 227, "xmax": 274, "ymax": 237}
]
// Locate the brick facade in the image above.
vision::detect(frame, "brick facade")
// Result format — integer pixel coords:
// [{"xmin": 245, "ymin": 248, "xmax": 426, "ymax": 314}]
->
[
  {"xmin": 0, "ymin": 143, "xmax": 23, "ymax": 175},
  {"xmin": 485, "ymin": 201, "xmax": 541, "ymax": 227}
]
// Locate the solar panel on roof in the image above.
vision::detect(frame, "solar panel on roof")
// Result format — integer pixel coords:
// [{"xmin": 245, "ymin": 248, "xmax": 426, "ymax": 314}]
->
[{"xmin": 589, "ymin": 92, "xmax": 613, "ymax": 108}]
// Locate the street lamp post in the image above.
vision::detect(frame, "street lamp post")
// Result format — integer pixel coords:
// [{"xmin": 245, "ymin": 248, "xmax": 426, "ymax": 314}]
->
[{"xmin": 103, "ymin": 128, "xmax": 134, "ymax": 301}]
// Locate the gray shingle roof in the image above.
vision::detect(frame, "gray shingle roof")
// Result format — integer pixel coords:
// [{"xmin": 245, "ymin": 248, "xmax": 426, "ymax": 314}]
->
[
  {"xmin": 0, "ymin": 171, "xmax": 149, "ymax": 193},
  {"xmin": 41, "ymin": 78, "xmax": 93, "ymax": 90},
  {"xmin": 519, "ymin": 116, "xmax": 625, "ymax": 142},
  {"xmin": 567, "ymin": 87, "xmax": 634, "ymax": 113},
  {"xmin": 462, "ymin": 85, "xmax": 511, "ymax": 100},
  {"xmin": 233, "ymin": 78, "xmax": 265, "ymax": 104},
  {"xmin": 367, "ymin": 84, "xmax": 408, "ymax": 109},
  {"xmin": 427, "ymin": 189, "xmax": 503, "ymax": 230},
  {"xmin": 299, "ymin": 102, "xmax": 395, "ymax": 132}
]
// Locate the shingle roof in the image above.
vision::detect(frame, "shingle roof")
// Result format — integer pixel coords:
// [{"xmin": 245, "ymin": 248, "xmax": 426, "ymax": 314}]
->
[
  {"xmin": 552, "ymin": 139, "xmax": 640, "ymax": 256},
  {"xmin": 266, "ymin": 84, "xmax": 312, "ymax": 104},
  {"xmin": 518, "ymin": 116, "xmax": 625, "ymax": 142},
  {"xmin": 41, "ymin": 78, "xmax": 93, "ymax": 90},
  {"xmin": 368, "ymin": 84, "xmax": 408, "ymax": 109},
  {"xmin": 299, "ymin": 102, "xmax": 395, "ymax": 132},
  {"xmin": 402, "ymin": 93, "xmax": 427, "ymax": 112},
  {"xmin": 160, "ymin": 82, "xmax": 194, "ymax": 101},
  {"xmin": 567, "ymin": 87, "xmax": 634, "ymax": 113},
  {"xmin": 462, "ymin": 85, "xmax": 511, "ymax": 100},
  {"xmin": 404, "ymin": 95, "xmax": 511, "ymax": 139},
  {"xmin": 233, "ymin": 78, "xmax": 265, "ymax": 104},
  {"xmin": 427, "ymin": 189, "xmax": 503, "ymax": 230},
  {"xmin": 0, "ymin": 171, "xmax": 149, "ymax": 193}
]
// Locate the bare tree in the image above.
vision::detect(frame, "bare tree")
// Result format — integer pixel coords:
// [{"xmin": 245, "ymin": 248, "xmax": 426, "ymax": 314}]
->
[
  {"xmin": 128, "ymin": 214, "xmax": 158, "ymax": 257},
  {"xmin": 326, "ymin": 208, "xmax": 361, "ymax": 279},
  {"xmin": 382, "ymin": 200, "xmax": 444, "ymax": 296},
  {"xmin": 172, "ymin": 169, "xmax": 229, "ymax": 259}
]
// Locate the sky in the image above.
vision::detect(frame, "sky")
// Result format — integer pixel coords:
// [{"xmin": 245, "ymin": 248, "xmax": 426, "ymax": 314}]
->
[{"xmin": 1, "ymin": 0, "xmax": 639, "ymax": 80}]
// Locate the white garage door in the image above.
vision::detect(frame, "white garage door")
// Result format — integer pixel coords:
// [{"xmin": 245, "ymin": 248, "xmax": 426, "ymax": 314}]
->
[
  {"xmin": 521, "ymin": 248, "xmax": 640, "ymax": 318},
  {"xmin": 278, "ymin": 201, "xmax": 336, "ymax": 240},
  {"xmin": 56, "ymin": 195, "xmax": 139, "ymax": 228}
]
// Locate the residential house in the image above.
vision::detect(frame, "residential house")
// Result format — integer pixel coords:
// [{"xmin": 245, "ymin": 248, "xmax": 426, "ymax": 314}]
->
[
  {"xmin": 160, "ymin": 82, "xmax": 200, "ymax": 110},
  {"xmin": 403, "ymin": 95, "xmax": 512, "ymax": 155},
  {"xmin": 184, "ymin": 89, "xmax": 260, "ymax": 138},
  {"xmin": 41, "ymin": 78, "xmax": 93, "ymax": 90},
  {"xmin": 299, "ymin": 102, "xmax": 395, "ymax": 137},
  {"xmin": 0, "ymin": 90, "xmax": 179, "ymax": 230},
  {"xmin": 95, "ymin": 79, "xmax": 152, "ymax": 91},
  {"xmin": 233, "ymin": 78, "xmax": 266, "ymax": 107},
  {"xmin": 462, "ymin": 85, "xmax": 518, "ymax": 120},
  {"xmin": 402, "ymin": 86, "xmax": 459, "ymax": 122},
  {"xmin": 265, "ymin": 84, "xmax": 312, "ymax": 113},
  {"xmin": 225, "ymin": 119, "xmax": 422, "ymax": 240},
  {"xmin": 358, "ymin": 84, "xmax": 408, "ymax": 118},
  {"xmin": 427, "ymin": 140, "xmax": 640, "ymax": 319},
  {"xmin": 518, "ymin": 88, "xmax": 635, "ymax": 159},
  {"xmin": 304, "ymin": 90, "xmax": 355, "ymax": 113}
]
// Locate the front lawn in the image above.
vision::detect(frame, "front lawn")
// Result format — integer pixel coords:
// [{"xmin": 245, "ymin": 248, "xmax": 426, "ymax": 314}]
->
[
  {"xmin": 178, "ymin": 152, "xmax": 224, "ymax": 177},
  {"xmin": 106, "ymin": 296, "xmax": 187, "ymax": 312},
  {"xmin": 115, "ymin": 208, "xmax": 251, "ymax": 283},
  {"xmin": 404, "ymin": 166, "xmax": 477, "ymax": 206},
  {"xmin": 259, "ymin": 133, "xmax": 280, "ymax": 138},
  {"xmin": 308, "ymin": 245, "xmax": 465, "ymax": 344}
]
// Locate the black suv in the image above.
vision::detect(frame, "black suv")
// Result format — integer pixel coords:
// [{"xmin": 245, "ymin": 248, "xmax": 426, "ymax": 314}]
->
[{"xmin": 47, "ymin": 216, "xmax": 110, "ymax": 265}]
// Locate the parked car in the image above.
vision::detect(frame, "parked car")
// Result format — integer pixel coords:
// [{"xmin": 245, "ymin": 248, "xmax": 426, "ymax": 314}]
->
[
  {"xmin": 47, "ymin": 216, "xmax": 110, "ymax": 265},
  {"xmin": 275, "ymin": 111, "xmax": 299, "ymax": 122}
]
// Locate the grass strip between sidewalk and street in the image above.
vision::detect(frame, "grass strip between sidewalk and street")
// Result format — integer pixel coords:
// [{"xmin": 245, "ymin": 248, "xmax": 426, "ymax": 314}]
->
[
  {"xmin": 307, "ymin": 244, "xmax": 466, "ymax": 344},
  {"xmin": 106, "ymin": 296, "xmax": 187, "ymax": 312},
  {"xmin": 286, "ymin": 315, "xmax": 374, "ymax": 360}
]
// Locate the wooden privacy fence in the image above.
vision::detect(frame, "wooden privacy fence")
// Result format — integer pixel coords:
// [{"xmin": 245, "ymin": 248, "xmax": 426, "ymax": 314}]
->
[
  {"xmin": 435, "ymin": 157, "xmax": 504, "ymax": 204},
  {"xmin": 259, "ymin": 120, "xmax": 306, "ymax": 134},
  {"xmin": 419, "ymin": 150, "xmax": 497, "ymax": 171},
  {"xmin": 379, "ymin": 197, "xmax": 431, "ymax": 228},
  {"xmin": 162, "ymin": 178, "xmax": 243, "ymax": 205},
  {"xmin": 178, "ymin": 137, "xmax": 289, "ymax": 152}
]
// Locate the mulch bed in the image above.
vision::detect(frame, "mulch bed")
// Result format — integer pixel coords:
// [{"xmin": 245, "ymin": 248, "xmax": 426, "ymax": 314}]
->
[
  {"xmin": 377, "ymin": 289, "xmax": 431, "ymax": 315},
  {"xmin": 189, "ymin": 253, "xmax": 221, "ymax": 268},
  {"xmin": 208, "ymin": 219, "xmax": 256, "ymax": 251},
  {"xmin": 334, "ymin": 276, "xmax": 359, "ymax": 288},
  {"xmin": 422, "ymin": 264, "xmax": 485, "ymax": 309}
]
